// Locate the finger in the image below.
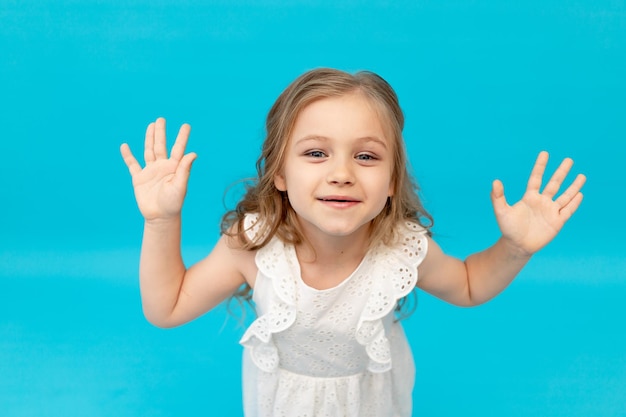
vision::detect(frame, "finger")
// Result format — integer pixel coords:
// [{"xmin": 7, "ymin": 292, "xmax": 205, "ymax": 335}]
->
[
  {"xmin": 154, "ymin": 117, "xmax": 168, "ymax": 160},
  {"xmin": 120, "ymin": 143, "xmax": 142, "ymax": 176},
  {"xmin": 144, "ymin": 122, "xmax": 156, "ymax": 163},
  {"xmin": 526, "ymin": 151, "xmax": 549, "ymax": 193},
  {"xmin": 170, "ymin": 123, "xmax": 192, "ymax": 161},
  {"xmin": 554, "ymin": 173, "xmax": 587, "ymax": 209},
  {"xmin": 173, "ymin": 152, "xmax": 197, "ymax": 189},
  {"xmin": 490, "ymin": 179, "xmax": 509, "ymax": 216},
  {"xmin": 542, "ymin": 157, "xmax": 574, "ymax": 199},
  {"xmin": 558, "ymin": 191, "xmax": 584, "ymax": 222}
]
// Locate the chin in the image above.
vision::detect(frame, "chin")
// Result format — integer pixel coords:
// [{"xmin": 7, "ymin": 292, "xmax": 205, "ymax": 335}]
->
[{"xmin": 320, "ymin": 223, "xmax": 370, "ymax": 238}]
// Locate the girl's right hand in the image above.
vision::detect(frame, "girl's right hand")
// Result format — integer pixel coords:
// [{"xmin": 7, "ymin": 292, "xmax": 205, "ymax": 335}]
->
[{"xmin": 120, "ymin": 118, "xmax": 197, "ymax": 222}]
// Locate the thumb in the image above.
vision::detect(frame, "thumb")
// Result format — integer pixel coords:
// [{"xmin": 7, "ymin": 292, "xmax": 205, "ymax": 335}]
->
[{"xmin": 491, "ymin": 179, "xmax": 509, "ymax": 216}]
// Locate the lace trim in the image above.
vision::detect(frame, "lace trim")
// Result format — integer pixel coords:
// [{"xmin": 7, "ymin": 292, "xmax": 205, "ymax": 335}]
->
[
  {"xmin": 240, "ymin": 214, "xmax": 297, "ymax": 372},
  {"xmin": 355, "ymin": 221, "xmax": 428, "ymax": 373},
  {"xmin": 240, "ymin": 215, "xmax": 428, "ymax": 374}
]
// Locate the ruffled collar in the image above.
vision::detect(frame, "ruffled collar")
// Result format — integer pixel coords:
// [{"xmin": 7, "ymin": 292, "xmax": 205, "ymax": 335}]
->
[{"xmin": 240, "ymin": 214, "xmax": 428, "ymax": 374}]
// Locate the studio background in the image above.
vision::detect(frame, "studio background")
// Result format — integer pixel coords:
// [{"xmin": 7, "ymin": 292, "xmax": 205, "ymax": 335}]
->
[{"xmin": 1, "ymin": 1, "xmax": 625, "ymax": 416}]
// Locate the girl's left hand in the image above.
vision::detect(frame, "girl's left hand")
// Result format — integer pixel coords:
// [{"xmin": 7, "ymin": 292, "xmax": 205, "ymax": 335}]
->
[{"xmin": 491, "ymin": 151, "xmax": 586, "ymax": 256}]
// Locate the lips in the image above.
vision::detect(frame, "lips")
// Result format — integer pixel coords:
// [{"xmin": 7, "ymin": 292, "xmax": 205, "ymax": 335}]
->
[
  {"xmin": 318, "ymin": 195, "xmax": 360, "ymax": 203},
  {"xmin": 317, "ymin": 196, "xmax": 361, "ymax": 209}
]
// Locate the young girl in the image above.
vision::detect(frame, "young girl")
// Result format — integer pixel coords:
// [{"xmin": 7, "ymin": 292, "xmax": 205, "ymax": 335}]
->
[{"xmin": 120, "ymin": 68, "xmax": 586, "ymax": 417}]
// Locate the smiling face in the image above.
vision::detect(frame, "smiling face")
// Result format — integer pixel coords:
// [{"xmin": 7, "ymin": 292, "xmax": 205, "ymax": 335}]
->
[{"xmin": 274, "ymin": 91, "xmax": 395, "ymax": 244}]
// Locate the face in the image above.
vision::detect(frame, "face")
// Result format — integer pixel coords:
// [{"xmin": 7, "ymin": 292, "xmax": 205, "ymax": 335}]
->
[{"xmin": 274, "ymin": 92, "xmax": 395, "ymax": 243}]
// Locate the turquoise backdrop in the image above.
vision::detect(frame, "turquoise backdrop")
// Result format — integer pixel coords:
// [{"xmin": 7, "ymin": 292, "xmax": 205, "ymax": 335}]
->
[{"xmin": 1, "ymin": 1, "xmax": 625, "ymax": 416}]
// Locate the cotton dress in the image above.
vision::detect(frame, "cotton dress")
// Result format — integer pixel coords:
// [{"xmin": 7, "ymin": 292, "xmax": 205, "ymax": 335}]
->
[{"xmin": 239, "ymin": 214, "xmax": 428, "ymax": 417}]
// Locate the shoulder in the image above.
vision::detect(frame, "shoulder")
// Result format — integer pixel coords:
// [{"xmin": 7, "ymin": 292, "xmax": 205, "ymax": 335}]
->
[
  {"xmin": 394, "ymin": 220, "xmax": 429, "ymax": 251},
  {"xmin": 221, "ymin": 212, "xmax": 267, "ymax": 249},
  {"xmin": 219, "ymin": 217, "xmax": 260, "ymax": 286},
  {"xmin": 377, "ymin": 220, "xmax": 429, "ymax": 266},
  {"xmin": 242, "ymin": 213, "xmax": 265, "ymax": 242},
  {"xmin": 227, "ymin": 212, "xmax": 279, "ymax": 251},
  {"xmin": 397, "ymin": 219, "xmax": 428, "ymax": 235}
]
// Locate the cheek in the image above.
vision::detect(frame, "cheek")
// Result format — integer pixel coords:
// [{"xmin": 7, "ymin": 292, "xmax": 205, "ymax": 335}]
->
[
  {"xmin": 370, "ymin": 169, "xmax": 394, "ymax": 197},
  {"xmin": 274, "ymin": 161, "xmax": 305, "ymax": 192}
]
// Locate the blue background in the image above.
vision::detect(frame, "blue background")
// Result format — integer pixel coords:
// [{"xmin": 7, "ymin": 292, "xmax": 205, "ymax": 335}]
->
[{"xmin": 1, "ymin": 0, "xmax": 625, "ymax": 416}]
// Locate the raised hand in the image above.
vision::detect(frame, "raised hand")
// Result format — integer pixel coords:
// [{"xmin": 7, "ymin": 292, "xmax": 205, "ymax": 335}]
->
[
  {"xmin": 491, "ymin": 151, "xmax": 586, "ymax": 256},
  {"xmin": 120, "ymin": 118, "xmax": 197, "ymax": 221}
]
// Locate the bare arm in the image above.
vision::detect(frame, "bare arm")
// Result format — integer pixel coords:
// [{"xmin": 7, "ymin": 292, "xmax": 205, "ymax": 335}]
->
[
  {"xmin": 121, "ymin": 118, "xmax": 251, "ymax": 327},
  {"xmin": 417, "ymin": 151, "xmax": 586, "ymax": 306},
  {"xmin": 139, "ymin": 222, "xmax": 251, "ymax": 327}
]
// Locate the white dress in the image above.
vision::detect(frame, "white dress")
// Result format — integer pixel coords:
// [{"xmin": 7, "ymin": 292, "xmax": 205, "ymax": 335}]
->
[{"xmin": 240, "ymin": 214, "xmax": 428, "ymax": 417}]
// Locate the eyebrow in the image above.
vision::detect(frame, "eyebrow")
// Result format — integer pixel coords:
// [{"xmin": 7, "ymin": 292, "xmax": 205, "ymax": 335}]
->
[{"xmin": 294, "ymin": 135, "xmax": 389, "ymax": 149}]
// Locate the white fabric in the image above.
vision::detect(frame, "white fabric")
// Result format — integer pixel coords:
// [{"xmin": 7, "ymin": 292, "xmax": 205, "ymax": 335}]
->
[{"xmin": 240, "ymin": 214, "xmax": 428, "ymax": 417}]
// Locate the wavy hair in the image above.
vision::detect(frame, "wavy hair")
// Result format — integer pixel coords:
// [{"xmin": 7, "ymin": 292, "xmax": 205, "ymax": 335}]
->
[{"xmin": 221, "ymin": 68, "xmax": 433, "ymax": 314}]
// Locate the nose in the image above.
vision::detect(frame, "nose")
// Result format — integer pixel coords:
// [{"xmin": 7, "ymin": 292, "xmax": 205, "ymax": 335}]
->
[{"xmin": 326, "ymin": 156, "xmax": 354, "ymax": 185}]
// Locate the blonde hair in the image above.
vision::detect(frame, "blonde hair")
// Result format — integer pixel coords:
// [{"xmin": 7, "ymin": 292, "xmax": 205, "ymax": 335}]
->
[{"xmin": 222, "ymin": 68, "xmax": 432, "ymax": 250}]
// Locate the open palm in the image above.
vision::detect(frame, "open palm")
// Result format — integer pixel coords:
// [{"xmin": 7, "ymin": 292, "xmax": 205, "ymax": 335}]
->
[
  {"xmin": 120, "ymin": 118, "xmax": 197, "ymax": 221},
  {"xmin": 491, "ymin": 151, "xmax": 586, "ymax": 256}
]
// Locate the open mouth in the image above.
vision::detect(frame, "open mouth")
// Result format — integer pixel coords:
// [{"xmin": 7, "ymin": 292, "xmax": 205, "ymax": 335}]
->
[{"xmin": 318, "ymin": 197, "xmax": 359, "ymax": 203}]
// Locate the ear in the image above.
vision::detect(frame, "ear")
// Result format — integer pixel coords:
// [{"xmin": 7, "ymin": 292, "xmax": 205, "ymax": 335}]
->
[{"xmin": 274, "ymin": 173, "xmax": 287, "ymax": 191}]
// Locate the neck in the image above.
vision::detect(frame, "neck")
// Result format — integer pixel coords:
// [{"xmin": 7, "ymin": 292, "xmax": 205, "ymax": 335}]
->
[
  {"xmin": 296, "ymin": 231, "xmax": 370, "ymax": 290},
  {"xmin": 295, "ymin": 225, "xmax": 370, "ymax": 266}
]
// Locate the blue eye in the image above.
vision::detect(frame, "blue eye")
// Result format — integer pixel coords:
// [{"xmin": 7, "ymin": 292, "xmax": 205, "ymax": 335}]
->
[
  {"xmin": 305, "ymin": 150, "xmax": 326, "ymax": 158},
  {"xmin": 356, "ymin": 153, "xmax": 377, "ymax": 161}
]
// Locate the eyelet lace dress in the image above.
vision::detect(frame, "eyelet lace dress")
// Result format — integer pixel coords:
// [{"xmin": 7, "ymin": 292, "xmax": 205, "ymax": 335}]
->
[{"xmin": 239, "ymin": 215, "xmax": 428, "ymax": 417}]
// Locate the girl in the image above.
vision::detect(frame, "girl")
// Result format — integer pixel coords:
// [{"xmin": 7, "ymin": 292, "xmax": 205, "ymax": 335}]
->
[{"xmin": 120, "ymin": 68, "xmax": 586, "ymax": 417}]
